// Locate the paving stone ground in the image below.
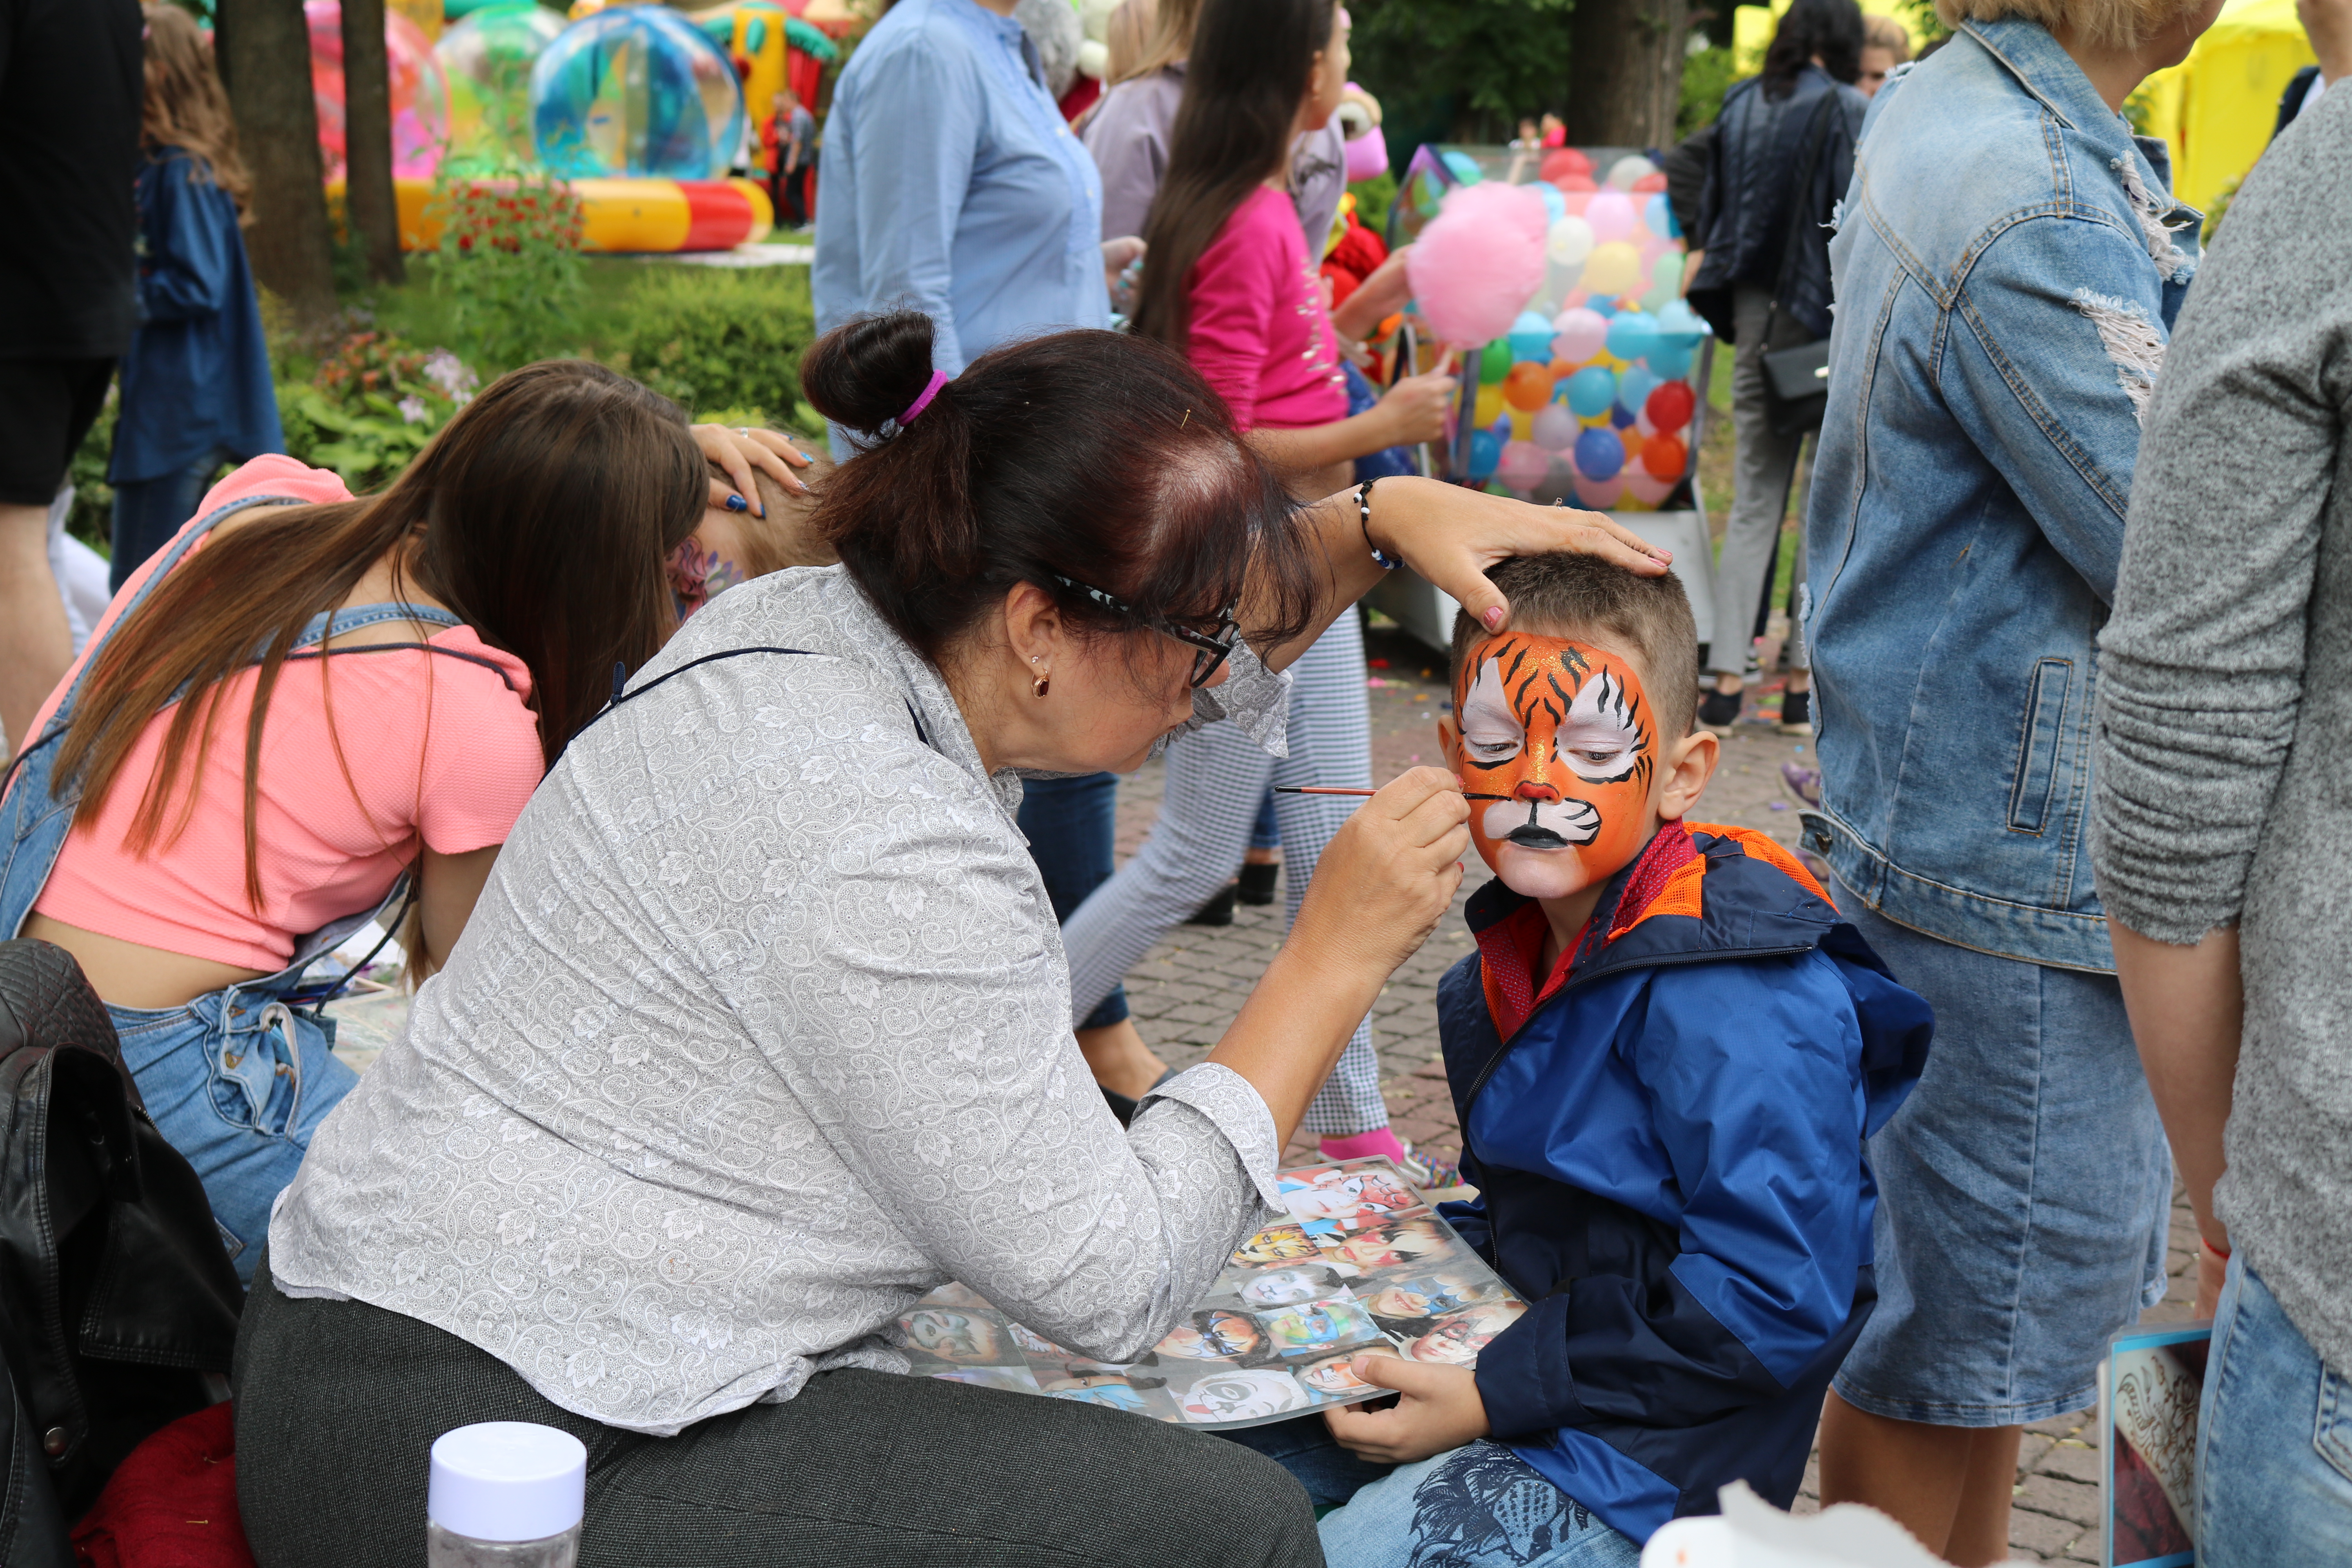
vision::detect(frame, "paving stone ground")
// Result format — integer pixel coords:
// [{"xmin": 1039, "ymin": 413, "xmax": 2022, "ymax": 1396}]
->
[{"xmin": 1111, "ymin": 617, "xmax": 2202, "ymax": 1565}]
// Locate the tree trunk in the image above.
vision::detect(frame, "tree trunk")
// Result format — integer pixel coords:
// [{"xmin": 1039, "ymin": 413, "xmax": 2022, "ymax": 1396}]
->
[
  {"xmin": 1565, "ymin": 0, "xmax": 1693, "ymax": 148},
  {"xmin": 220, "ymin": 0, "xmax": 338, "ymax": 321},
  {"xmin": 342, "ymin": 0, "xmax": 406, "ymax": 283}
]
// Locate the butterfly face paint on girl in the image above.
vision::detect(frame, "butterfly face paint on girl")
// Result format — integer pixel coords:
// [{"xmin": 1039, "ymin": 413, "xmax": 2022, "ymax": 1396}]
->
[{"xmin": 1447, "ymin": 633, "xmax": 1657, "ymax": 901}]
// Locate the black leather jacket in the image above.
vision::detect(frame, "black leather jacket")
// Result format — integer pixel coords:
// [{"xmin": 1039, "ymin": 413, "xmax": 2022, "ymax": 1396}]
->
[
  {"xmin": 0, "ymin": 940, "xmax": 243, "ymax": 1555},
  {"xmin": 1687, "ymin": 66, "xmax": 1867, "ymax": 342}
]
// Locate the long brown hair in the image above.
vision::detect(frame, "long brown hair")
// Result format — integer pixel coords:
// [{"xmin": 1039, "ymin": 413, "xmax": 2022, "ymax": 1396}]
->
[
  {"xmin": 1130, "ymin": 0, "xmax": 1334, "ymax": 351},
  {"xmin": 141, "ymin": 3, "xmax": 253, "ymax": 215},
  {"xmin": 54, "ymin": 360, "xmax": 705, "ymax": 907}
]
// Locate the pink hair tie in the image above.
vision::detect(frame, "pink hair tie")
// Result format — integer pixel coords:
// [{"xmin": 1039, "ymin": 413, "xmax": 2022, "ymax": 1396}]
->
[{"xmin": 898, "ymin": 369, "xmax": 949, "ymax": 427}]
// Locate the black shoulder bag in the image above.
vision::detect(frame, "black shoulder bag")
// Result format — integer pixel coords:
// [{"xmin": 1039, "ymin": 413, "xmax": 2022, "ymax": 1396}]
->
[{"xmin": 1759, "ymin": 91, "xmax": 1841, "ymax": 436}]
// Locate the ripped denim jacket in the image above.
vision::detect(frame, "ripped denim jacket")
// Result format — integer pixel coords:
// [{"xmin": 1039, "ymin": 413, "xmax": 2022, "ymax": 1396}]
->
[{"xmin": 1800, "ymin": 18, "xmax": 2198, "ymax": 973}]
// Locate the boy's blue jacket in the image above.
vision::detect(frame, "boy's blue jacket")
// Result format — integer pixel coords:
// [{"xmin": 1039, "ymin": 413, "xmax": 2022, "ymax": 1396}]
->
[{"xmin": 1436, "ymin": 824, "xmax": 1931, "ymax": 1543}]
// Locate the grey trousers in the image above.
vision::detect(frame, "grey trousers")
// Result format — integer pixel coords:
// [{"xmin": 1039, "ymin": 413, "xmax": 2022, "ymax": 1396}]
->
[
  {"xmin": 1708, "ymin": 282, "xmax": 1813, "ymax": 675},
  {"xmin": 232, "ymin": 1260, "xmax": 1323, "ymax": 1568}
]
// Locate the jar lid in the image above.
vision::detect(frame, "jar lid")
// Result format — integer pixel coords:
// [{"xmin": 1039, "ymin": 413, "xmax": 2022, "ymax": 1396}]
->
[{"xmin": 427, "ymin": 1422, "xmax": 587, "ymax": 1542}]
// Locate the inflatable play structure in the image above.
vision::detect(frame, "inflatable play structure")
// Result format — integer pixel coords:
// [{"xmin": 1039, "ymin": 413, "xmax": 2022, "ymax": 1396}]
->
[{"xmin": 310, "ymin": 0, "xmax": 836, "ymax": 250}]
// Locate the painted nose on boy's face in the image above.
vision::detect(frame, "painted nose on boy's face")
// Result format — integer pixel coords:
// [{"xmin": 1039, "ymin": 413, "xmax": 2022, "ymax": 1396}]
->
[{"xmin": 1515, "ymin": 779, "xmax": 1561, "ymax": 802}]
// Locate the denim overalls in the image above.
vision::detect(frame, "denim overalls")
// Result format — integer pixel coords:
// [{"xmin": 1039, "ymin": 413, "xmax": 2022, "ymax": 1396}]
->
[{"xmin": 0, "ymin": 495, "xmax": 466, "ymax": 1281}]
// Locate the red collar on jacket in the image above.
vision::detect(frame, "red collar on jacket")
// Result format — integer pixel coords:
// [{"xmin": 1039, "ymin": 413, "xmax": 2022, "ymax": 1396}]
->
[{"xmin": 1472, "ymin": 820, "xmax": 1701, "ymax": 1041}]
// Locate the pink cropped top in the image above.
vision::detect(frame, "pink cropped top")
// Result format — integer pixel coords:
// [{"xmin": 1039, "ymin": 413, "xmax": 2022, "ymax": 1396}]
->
[
  {"xmin": 28, "ymin": 457, "xmax": 546, "ymax": 972},
  {"xmin": 1184, "ymin": 185, "xmax": 1351, "ymax": 432}
]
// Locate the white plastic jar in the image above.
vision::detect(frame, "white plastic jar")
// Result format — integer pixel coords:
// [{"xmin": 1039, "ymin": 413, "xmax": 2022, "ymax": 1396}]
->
[{"xmin": 426, "ymin": 1421, "xmax": 588, "ymax": 1567}]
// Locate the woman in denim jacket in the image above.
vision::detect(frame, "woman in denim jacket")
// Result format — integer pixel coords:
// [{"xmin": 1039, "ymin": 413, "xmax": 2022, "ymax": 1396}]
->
[{"xmin": 1798, "ymin": 0, "xmax": 2220, "ymax": 1559}]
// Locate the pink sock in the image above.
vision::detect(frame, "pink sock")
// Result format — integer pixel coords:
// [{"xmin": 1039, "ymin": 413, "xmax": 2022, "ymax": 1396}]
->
[{"xmin": 1319, "ymin": 1127, "xmax": 1407, "ymax": 1163}]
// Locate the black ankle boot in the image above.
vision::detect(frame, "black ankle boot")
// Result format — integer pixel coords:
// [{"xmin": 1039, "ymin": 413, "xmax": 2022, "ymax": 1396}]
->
[
  {"xmin": 1236, "ymin": 861, "xmax": 1279, "ymax": 906},
  {"xmin": 1185, "ymin": 884, "xmax": 1237, "ymax": 927}
]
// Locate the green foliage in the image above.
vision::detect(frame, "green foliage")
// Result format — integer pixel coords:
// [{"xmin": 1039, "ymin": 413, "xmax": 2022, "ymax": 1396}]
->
[
  {"xmin": 66, "ymin": 393, "xmax": 118, "ymax": 552},
  {"xmin": 421, "ymin": 173, "xmax": 588, "ymax": 372},
  {"xmin": 2202, "ymin": 175, "xmax": 2239, "ymax": 245},
  {"xmin": 1347, "ymin": 0, "xmax": 1575, "ymax": 143},
  {"xmin": 278, "ymin": 331, "xmax": 477, "ymax": 492},
  {"xmin": 1679, "ymin": 48, "xmax": 1741, "ymax": 138},
  {"xmin": 597, "ymin": 265, "xmax": 817, "ymax": 417}
]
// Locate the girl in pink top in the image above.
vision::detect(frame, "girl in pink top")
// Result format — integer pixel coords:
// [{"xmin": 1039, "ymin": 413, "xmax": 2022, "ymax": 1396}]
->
[
  {"xmin": 0, "ymin": 361, "xmax": 810, "ymax": 1277},
  {"xmin": 1063, "ymin": 0, "xmax": 1463, "ymax": 1181}
]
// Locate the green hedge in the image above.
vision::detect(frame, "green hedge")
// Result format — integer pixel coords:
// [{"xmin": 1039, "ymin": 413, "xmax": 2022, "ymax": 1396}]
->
[{"xmin": 595, "ymin": 265, "xmax": 817, "ymax": 421}]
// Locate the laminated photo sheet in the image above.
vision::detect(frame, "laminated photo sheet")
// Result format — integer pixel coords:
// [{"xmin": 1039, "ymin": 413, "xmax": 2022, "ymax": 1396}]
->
[
  {"xmin": 899, "ymin": 1156, "xmax": 1527, "ymax": 1431},
  {"xmin": 2100, "ymin": 1321, "xmax": 2211, "ymax": 1568}
]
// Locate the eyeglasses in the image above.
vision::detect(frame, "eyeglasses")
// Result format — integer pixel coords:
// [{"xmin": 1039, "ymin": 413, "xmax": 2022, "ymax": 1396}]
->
[{"xmin": 1050, "ymin": 573, "xmax": 1241, "ymax": 689}]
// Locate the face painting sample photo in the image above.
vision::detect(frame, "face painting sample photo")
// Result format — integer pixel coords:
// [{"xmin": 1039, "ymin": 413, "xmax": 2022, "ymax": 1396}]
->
[
  {"xmin": 1155, "ymin": 1308, "xmax": 1270, "ymax": 1363},
  {"xmin": 1403, "ymin": 1299, "xmax": 1528, "ymax": 1365},
  {"xmin": 1235, "ymin": 1265, "xmax": 1352, "ymax": 1309},
  {"xmin": 1278, "ymin": 1163, "xmax": 1427, "ymax": 1232},
  {"xmin": 900, "ymin": 1307, "xmax": 1016, "ymax": 1367},
  {"xmin": 1446, "ymin": 633, "xmax": 1658, "ymax": 904},
  {"xmin": 1359, "ymin": 1272, "xmax": 1503, "ymax": 1323},
  {"xmin": 1173, "ymin": 1367, "xmax": 1314, "ymax": 1425},
  {"xmin": 1298, "ymin": 1343, "xmax": 1403, "ymax": 1396},
  {"xmin": 1233, "ymin": 1224, "xmax": 1319, "ymax": 1265},
  {"xmin": 1329, "ymin": 1216, "xmax": 1454, "ymax": 1273},
  {"xmin": 1256, "ymin": 1297, "xmax": 1385, "ymax": 1355}
]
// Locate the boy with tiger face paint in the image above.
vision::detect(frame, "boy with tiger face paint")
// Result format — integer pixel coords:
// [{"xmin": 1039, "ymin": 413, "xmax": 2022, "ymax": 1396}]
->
[
  {"xmin": 1296, "ymin": 555, "xmax": 1931, "ymax": 1566},
  {"xmin": 1439, "ymin": 626, "xmax": 1714, "ymax": 969}
]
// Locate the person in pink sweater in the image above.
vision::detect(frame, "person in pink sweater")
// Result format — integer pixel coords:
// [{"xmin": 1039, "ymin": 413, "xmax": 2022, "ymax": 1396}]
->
[
  {"xmin": 0, "ymin": 362, "xmax": 809, "ymax": 1279},
  {"xmin": 1059, "ymin": 0, "xmax": 1461, "ymax": 1178}
]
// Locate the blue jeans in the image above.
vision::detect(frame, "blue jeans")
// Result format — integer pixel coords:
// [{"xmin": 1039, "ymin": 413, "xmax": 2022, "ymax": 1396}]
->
[
  {"xmin": 1832, "ymin": 887, "xmax": 2171, "ymax": 1426},
  {"xmin": 1250, "ymin": 790, "xmax": 1280, "ymax": 852},
  {"xmin": 2198, "ymin": 1257, "xmax": 2352, "ymax": 1568},
  {"xmin": 109, "ymin": 987, "xmax": 359, "ymax": 1282},
  {"xmin": 1016, "ymin": 772, "xmax": 1128, "ymax": 1030},
  {"xmin": 1222, "ymin": 1421, "xmax": 1639, "ymax": 1566},
  {"xmin": 110, "ymin": 445, "xmax": 230, "ymax": 594}
]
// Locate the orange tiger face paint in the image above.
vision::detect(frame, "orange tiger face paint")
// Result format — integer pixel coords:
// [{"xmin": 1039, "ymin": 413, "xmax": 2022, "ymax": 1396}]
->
[{"xmin": 1444, "ymin": 633, "xmax": 1658, "ymax": 901}]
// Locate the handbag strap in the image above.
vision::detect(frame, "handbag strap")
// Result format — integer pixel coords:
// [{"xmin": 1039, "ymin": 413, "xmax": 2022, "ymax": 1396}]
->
[{"xmin": 1765, "ymin": 85, "xmax": 1843, "ymax": 338}]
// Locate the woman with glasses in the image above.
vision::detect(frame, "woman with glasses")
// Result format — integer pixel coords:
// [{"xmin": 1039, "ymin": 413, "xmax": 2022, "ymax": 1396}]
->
[
  {"xmin": 230, "ymin": 314, "xmax": 1663, "ymax": 1567},
  {"xmin": 1060, "ymin": 0, "xmax": 1459, "ymax": 1175}
]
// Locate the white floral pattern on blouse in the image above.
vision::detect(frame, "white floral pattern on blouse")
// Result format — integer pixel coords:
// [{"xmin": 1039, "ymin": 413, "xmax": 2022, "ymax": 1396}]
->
[{"xmin": 266, "ymin": 566, "xmax": 1292, "ymax": 1436}]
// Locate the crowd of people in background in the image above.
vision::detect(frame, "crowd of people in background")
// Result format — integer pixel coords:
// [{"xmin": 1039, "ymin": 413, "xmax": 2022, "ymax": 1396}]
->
[{"xmin": 1, "ymin": 0, "xmax": 2350, "ymax": 1562}]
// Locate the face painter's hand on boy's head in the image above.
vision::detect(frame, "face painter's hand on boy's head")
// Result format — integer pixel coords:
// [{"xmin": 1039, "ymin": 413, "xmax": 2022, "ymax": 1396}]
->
[
  {"xmin": 691, "ymin": 423, "xmax": 817, "ymax": 513},
  {"xmin": 1439, "ymin": 631, "xmax": 1717, "ymax": 903},
  {"xmin": 1321, "ymin": 1355, "xmax": 1490, "ymax": 1465}
]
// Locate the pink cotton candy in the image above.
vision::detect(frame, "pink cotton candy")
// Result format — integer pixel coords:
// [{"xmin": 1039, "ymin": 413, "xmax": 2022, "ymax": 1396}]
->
[{"xmin": 1405, "ymin": 181, "xmax": 1548, "ymax": 346}]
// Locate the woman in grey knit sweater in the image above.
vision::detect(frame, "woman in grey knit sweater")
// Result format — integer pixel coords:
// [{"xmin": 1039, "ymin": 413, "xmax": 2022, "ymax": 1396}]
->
[{"xmin": 2092, "ymin": 11, "xmax": 2352, "ymax": 1562}]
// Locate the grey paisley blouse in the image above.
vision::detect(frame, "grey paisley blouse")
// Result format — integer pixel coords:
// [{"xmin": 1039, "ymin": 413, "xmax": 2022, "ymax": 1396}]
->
[{"xmin": 267, "ymin": 566, "xmax": 1292, "ymax": 1436}]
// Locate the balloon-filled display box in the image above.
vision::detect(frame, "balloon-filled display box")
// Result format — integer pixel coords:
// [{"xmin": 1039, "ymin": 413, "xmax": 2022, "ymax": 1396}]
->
[{"xmin": 1387, "ymin": 144, "xmax": 1711, "ymax": 514}]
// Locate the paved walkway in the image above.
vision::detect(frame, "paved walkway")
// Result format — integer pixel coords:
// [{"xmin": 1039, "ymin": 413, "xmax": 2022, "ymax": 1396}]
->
[{"xmin": 1112, "ymin": 619, "xmax": 2199, "ymax": 1564}]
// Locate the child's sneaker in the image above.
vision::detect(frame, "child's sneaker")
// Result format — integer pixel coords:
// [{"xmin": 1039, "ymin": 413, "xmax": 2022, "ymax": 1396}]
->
[
  {"xmin": 1781, "ymin": 762, "xmax": 1821, "ymax": 808},
  {"xmin": 1396, "ymin": 1142, "xmax": 1463, "ymax": 1193},
  {"xmin": 1778, "ymin": 688, "xmax": 1814, "ymax": 736}
]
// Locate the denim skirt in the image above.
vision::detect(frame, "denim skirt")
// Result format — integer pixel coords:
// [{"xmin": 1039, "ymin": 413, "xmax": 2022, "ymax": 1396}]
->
[{"xmin": 1831, "ymin": 889, "xmax": 2172, "ymax": 1427}]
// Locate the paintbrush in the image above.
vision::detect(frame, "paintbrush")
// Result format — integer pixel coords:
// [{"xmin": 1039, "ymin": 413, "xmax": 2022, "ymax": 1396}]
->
[{"xmin": 1271, "ymin": 786, "xmax": 1381, "ymax": 797}]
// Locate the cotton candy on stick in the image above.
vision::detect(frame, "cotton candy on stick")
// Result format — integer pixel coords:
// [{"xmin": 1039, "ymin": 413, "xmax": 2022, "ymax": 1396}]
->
[{"xmin": 1405, "ymin": 181, "xmax": 1550, "ymax": 347}]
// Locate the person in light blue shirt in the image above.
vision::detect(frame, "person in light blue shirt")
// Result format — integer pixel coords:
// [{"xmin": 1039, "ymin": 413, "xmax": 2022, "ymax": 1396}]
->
[
  {"xmin": 813, "ymin": 0, "xmax": 1130, "ymax": 377},
  {"xmin": 813, "ymin": 0, "xmax": 1152, "ymax": 1114}
]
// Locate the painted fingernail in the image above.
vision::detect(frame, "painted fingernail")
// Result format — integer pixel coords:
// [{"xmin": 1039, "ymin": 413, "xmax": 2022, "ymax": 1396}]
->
[
  {"xmin": 1481, "ymin": 606, "xmax": 1504, "ymax": 630},
  {"xmin": 797, "ymin": 451, "xmax": 814, "ymax": 463},
  {"xmin": 724, "ymin": 494, "xmax": 749, "ymax": 512}
]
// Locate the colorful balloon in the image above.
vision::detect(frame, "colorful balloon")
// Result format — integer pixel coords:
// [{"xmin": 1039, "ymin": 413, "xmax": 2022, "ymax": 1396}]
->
[
  {"xmin": 532, "ymin": 5, "xmax": 745, "ymax": 178},
  {"xmin": 1585, "ymin": 190, "xmax": 1637, "ymax": 245},
  {"xmin": 1563, "ymin": 365, "xmax": 1617, "ymax": 418},
  {"xmin": 1503, "ymin": 360, "xmax": 1553, "ymax": 410},
  {"xmin": 1615, "ymin": 365, "xmax": 1660, "ymax": 417},
  {"xmin": 1581, "ymin": 241, "xmax": 1641, "ymax": 298},
  {"xmin": 1642, "ymin": 433, "xmax": 1689, "ymax": 480},
  {"xmin": 1467, "ymin": 428, "xmax": 1502, "ymax": 478},
  {"xmin": 1531, "ymin": 403, "xmax": 1580, "ymax": 452},
  {"xmin": 1606, "ymin": 154, "xmax": 1658, "ymax": 191},
  {"xmin": 1605, "ymin": 310, "xmax": 1659, "ymax": 363},
  {"xmin": 1646, "ymin": 339, "xmax": 1695, "ymax": 380},
  {"xmin": 1621, "ymin": 471, "xmax": 1677, "ymax": 508},
  {"xmin": 1549, "ymin": 307, "xmax": 1608, "ymax": 364},
  {"xmin": 1573, "ymin": 427, "xmax": 1626, "ymax": 482},
  {"xmin": 1508, "ymin": 310, "xmax": 1555, "ymax": 362},
  {"xmin": 1474, "ymin": 385, "xmax": 1506, "ymax": 428},
  {"xmin": 1644, "ymin": 193, "xmax": 1678, "ymax": 238},
  {"xmin": 1573, "ymin": 474, "xmax": 1626, "ymax": 509},
  {"xmin": 1546, "ymin": 215, "xmax": 1594, "ymax": 268},
  {"xmin": 1645, "ymin": 380, "xmax": 1696, "ymax": 432},
  {"xmin": 1497, "ymin": 439, "xmax": 1550, "ymax": 489}
]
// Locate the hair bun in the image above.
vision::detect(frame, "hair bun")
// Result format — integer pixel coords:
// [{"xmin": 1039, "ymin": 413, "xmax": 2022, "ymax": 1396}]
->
[{"xmin": 802, "ymin": 310, "xmax": 941, "ymax": 435}]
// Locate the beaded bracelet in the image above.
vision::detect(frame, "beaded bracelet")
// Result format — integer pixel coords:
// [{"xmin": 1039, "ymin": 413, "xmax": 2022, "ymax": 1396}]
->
[{"xmin": 1356, "ymin": 479, "xmax": 1401, "ymax": 570}]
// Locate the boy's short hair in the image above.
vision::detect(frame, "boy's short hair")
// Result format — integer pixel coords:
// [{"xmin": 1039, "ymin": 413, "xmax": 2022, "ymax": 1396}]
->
[
  {"xmin": 1449, "ymin": 554, "xmax": 1700, "ymax": 738},
  {"xmin": 1863, "ymin": 13, "xmax": 1913, "ymax": 57},
  {"xmin": 703, "ymin": 433, "xmax": 838, "ymax": 577},
  {"xmin": 1935, "ymin": 0, "xmax": 2204, "ymax": 50}
]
